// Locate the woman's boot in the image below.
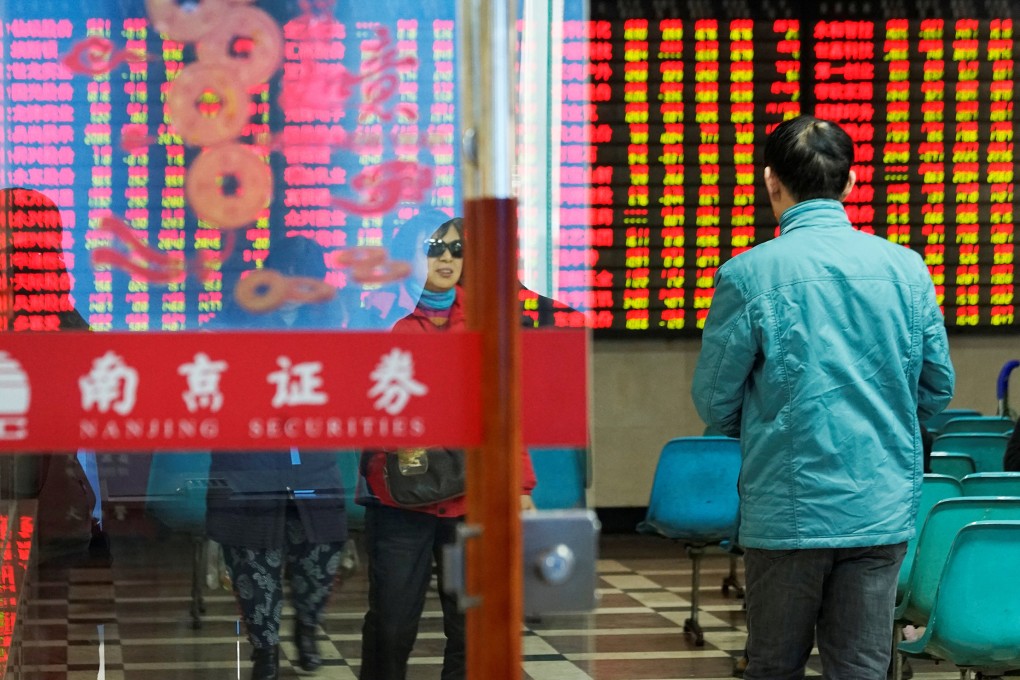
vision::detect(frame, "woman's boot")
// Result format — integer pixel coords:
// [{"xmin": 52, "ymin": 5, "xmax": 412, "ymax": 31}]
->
[
  {"xmin": 250, "ymin": 645, "xmax": 279, "ymax": 680},
  {"xmin": 295, "ymin": 621, "xmax": 322, "ymax": 671}
]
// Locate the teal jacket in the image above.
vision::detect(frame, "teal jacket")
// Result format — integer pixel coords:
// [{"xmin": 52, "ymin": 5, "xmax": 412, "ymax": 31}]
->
[{"xmin": 691, "ymin": 199, "xmax": 955, "ymax": 549}]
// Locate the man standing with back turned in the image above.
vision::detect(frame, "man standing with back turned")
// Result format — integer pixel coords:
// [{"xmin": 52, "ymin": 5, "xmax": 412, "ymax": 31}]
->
[{"xmin": 691, "ymin": 115, "xmax": 955, "ymax": 680}]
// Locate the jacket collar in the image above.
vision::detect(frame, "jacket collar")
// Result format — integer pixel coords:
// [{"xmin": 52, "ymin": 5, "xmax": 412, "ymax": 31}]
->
[{"xmin": 779, "ymin": 198, "xmax": 852, "ymax": 235}]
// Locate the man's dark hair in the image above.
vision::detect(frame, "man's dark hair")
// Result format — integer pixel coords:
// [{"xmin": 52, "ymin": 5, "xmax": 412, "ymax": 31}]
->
[{"xmin": 763, "ymin": 116, "xmax": 855, "ymax": 202}]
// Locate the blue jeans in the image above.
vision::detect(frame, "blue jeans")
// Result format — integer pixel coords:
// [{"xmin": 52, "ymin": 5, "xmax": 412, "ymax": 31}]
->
[{"xmin": 743, "ymin": 543, "xmax": 906, "ymax": 680}]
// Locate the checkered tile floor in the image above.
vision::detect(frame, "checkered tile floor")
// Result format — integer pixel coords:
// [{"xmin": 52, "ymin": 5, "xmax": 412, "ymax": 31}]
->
[{"xmin": 14, "ymin": 532, "xmax": 961, "ymax": 679}]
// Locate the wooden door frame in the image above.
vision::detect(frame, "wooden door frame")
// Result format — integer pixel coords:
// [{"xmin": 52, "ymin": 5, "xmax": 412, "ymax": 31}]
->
[{"xmin": 460, "ymin": 1, "xmax": 525, "ymax": 677}]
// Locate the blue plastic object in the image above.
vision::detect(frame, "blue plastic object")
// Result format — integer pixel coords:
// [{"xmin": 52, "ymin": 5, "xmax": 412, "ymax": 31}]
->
[
  {"xmin": 638, "ymin": 436, "xmax": 741, "ymax": 543},
  {"xmin": 999, "ymin": 360, "xmax": 1020, "ymax": 420},
  {"xmin": 924, "ymin": 408, "xmax": 982, "ymax": 435},
  {"xmin": 960, "ymin": 472, "xmax": 1020, "ymax": 498},
  {"xmin": 145, "ymin": 450, "xmax": 212, "ymax": 533},
  {"xmin": 927, "ymin": 453, "xmax": 976, "ymax": 480},
  {"xmin": 938, "ymin": 415, "xmax": 1015, "ymax": 436},
  {"xmin": 897, "ymin": 474, "xmax": 962, "ymax": 602},
  {"xmin": 637, "ymin": 436, "xmax": 743, "ymax": 646},
  {"xmin": 932, "ymin": 433, "xmax": 1012, "ymax": 473},
  {"xmin": 895, "ymin": 496, "xmax": 1020, "ymax": 627},
  {"xmin": 529, "ymin": 448, "xmax": 588, "ymax": 510},
  {"xmin": 899, "ymin": 520, "xmax": 1020, "ymax": 675},
  {"xmin": 997, "ymin": 360, "xmax": 1020, "ymax": 402},
  {"xmin": 145, "ymin": 450, "xmax": 214, "ymax": 629}
]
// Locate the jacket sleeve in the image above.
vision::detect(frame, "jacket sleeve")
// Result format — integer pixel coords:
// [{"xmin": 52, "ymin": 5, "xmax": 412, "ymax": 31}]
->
[
  {"xmin": 915, "ymin": 272, "xmax": 955, "ymax": 422},
  {"xmin": 690, "ymin": 266, "xmax": 756, "ymax": 438}
]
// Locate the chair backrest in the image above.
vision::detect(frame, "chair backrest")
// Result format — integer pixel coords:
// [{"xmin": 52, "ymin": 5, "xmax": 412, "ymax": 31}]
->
[
  {"xmin": 933, "ymin": 433, "xmax": 1012, "ymax": 472},
  {"xmin": 960, "ymin": 472, "xmax": 1020, "ymax": 498},
  {"xmin": 145, "ymin": 450, "xmax": 212, "ymax": 533},
  {"xmin": 637, "ymin": 436, "xmax": 741, "ymax": 543},
  {"xmin": 529, "ymin": 447, "xmax": 588, "ymax": 510},
  {"xmin": 928, "ymin": 452, "xmax": 976, "ymax": 480},
  {"xmin": 924, "ymin": 408, "xmax": 982, "ymax": 435},
  {"xmin": 897, "ymin": 474, "xmax": 963, "ymax": 600},
  {"xmin": 913, "ymin": 520, "xmax": 1020, "ymax": 669},
  {"xmin": 939, "ymin": 415, "xmax": 1015, "ymax": 436},
  {"xmin": 895, "ymin": 496, "xmax": 1020, "ymax": 626}
]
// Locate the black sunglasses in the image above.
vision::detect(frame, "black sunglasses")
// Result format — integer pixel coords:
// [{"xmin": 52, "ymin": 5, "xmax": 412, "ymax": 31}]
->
[{"xmin": 425, "ymin": 238, "xmax": 464, "ymax": 258}]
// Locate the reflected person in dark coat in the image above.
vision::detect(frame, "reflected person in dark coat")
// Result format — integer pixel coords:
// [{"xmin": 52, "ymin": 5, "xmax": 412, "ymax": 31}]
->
[
  {"xmin": 207, "ymin": 234, "xmax": 348, "ymax": 680},
  {"xmin": 1, "ymin": 186, "xmax": 100, "ymax": 566},
  {"xmin": 206, "ymin": 450, "xmax": 346, "ymax": 680}
]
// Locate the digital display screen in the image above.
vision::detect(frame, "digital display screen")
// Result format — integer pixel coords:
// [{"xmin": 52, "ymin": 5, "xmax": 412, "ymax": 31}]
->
[
  {"xmin": 587, "ymin": 0, "xmax": 1017, "ymax": 333},
  {"xmin": 1, "ymin": 2, "xmax": 464, "ymax": 333},
  {"xmin": 1, "ymin": 1, "xmax": 1016, "ymax": 335}
]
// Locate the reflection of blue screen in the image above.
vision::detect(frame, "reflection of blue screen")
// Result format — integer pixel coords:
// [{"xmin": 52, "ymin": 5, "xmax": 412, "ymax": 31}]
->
[{"xmin": 2, "ymin": 1, "xmax": 460, "ymax": 331}]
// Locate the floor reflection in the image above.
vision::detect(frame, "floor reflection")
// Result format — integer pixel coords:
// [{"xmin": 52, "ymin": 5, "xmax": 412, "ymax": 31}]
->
[{"xmin": 17, "ymin": 531, "xmax": 959, "ymax": 679}]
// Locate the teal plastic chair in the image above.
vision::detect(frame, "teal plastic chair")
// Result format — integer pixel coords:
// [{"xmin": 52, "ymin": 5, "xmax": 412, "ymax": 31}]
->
[
  {"xmin": 960, "ymin": 472, "xmax": 1020, "ymax": 498},
  {"xmin": 637, "ymin": 436, "xmax": 741, "ymax": 646},
  {"xmin": 932, "ymin": 433, "xmax": 1012, "ymax": 473},
  {"xmin": 895, "ymin": 496, "xmax": 1020, "ymax": 628},
  {"xmin": 928, "ymin": 453, "xmax": 976, "ymax": 480},
  {"xmin": 899, "ymin": 520, "xmax": 1020, "ymax": 676},
  {"xmin": 529, "ymin": 448, "xmax": 589, "ymax": 509},
  {"xmin": 938, "ymin": 415, "xmax": 1015, "ymax": 436},
  {"xmin": 146, "ymin": 451, "xmax": 213, "ymax": 533},
  {"xmin": 924, "ymin": 408, "xmax": 982, "ymax": 435},
  {"xmin": 145, "ymin": 450, "xmax": 213, "ymax": 629},
  {"xmin": 897, "ymin": 474, "xmax": 962, "ymax": 602}
]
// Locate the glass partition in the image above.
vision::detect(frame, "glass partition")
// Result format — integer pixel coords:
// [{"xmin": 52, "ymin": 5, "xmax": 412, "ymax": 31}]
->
[{"xmin": 0, "ymin": 0, "xmax": 592, "ymax": 678}]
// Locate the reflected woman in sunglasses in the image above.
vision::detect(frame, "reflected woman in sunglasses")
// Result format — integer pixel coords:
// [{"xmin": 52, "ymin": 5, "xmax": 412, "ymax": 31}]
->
[
  {"xmin": 356, "ymin": 208, "xmax": 458, "ymax": 330},
  {"xmin": 357, "ymin": 216, "xmax": 537, "ymax": 680}
]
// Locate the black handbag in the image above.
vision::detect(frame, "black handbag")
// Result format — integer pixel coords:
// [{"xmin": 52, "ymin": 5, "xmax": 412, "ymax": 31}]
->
[{"xmin": 383, "ymin": 447, "xmax": 465, "ymax": 507}]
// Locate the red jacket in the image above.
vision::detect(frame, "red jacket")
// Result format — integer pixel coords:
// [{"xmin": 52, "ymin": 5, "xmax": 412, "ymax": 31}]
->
[{"xmin": 360, "ymin": 290, "xmax": 537, "ymax": 517}]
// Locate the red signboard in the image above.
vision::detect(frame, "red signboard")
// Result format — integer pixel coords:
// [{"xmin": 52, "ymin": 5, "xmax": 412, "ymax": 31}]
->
[
  {"xmin": 0, "ymin": 330, "xmax": 587, "ymax": 451},
  {"xmin": 522, "ymin": 329, "xmax": 590, "ymax": 447}
]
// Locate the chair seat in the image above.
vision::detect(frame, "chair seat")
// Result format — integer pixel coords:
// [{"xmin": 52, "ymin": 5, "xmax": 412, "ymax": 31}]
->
[
  {"xmin": 529, "ymin": 447, "xmax": 588, "ymax": 510},
  {"xmin": 927, "ymin": 453, "xmax": 975, "ymax": 480},
  {"xmin": 938, "ymin": 415, "xmax": 1015, "ymax": 436},
  {"xmin": 923, "ymin": 408, "xmax": 982, "ymax": 435},
  {"xmin": 960, "ymin": 472, "xmax": 1020, "ymax": 497},
  {"xmin": 637, "ymin": 519, "xmax": 727, "ymax": 544},
  {"xmin": 899, "ymin": 521, "xmax": 1020, "ymax": 674},
  {"xmin": 932, "ymin": 433, "xmax": 1012, "ymax": 473},
  {"xmin": 895, "ymin": 497, "xmax": 1020, "ymax": 627},
  {"xmin": 638, "ymin": 436, "xmax": 742, "ymax": 647},
  {"xmin": 896, "ymin": 474, "xmax": 961, "ymax": 602},
  {"xmin": 640, "ymin": 436, "xmax": 741, "ymax": 543}
]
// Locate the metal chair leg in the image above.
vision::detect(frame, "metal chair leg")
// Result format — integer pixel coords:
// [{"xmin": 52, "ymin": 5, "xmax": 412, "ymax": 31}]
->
[
  {"xmin": 892, "ymin": 623, "xmax": 904, "ymax": 680},
  {"xmin": 684, "ymin": 545, "xmax": 706, "ymax": 646},
  {"xmin": 190, "ymin": 534, "xmax": 206, "ymax": 629},
  {"xmin": 722, "ymin": 553, "xmax": 744, "ymax": 598}
]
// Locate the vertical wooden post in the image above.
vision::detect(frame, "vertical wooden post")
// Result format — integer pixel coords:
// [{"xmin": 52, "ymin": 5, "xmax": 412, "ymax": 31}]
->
[
  {"xmin": 464, "ymin": 196, "xmax": 523, "ymax": 680},
  {"xmin": 459, "ymin": 1, "xmax": 523, "ymax": 678}
]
